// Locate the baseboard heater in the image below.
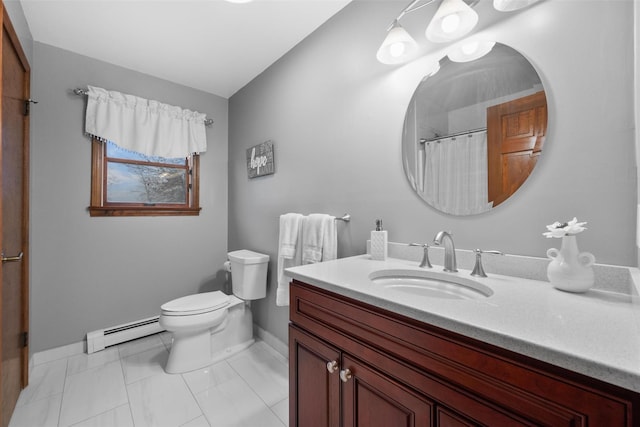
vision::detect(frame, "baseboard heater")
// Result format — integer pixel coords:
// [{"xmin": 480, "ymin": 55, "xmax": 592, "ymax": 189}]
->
[{"xmin": 86, "ymin": 315, "xmax": 164, "ymax": 354}]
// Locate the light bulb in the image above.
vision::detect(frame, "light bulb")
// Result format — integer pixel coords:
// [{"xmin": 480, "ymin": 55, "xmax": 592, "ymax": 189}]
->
[
  {"xmin": 389, "ymin": 43, "xmax": 406, "ymax": 58},
  {"xmin": 426, "ymin": 0, "xmax": 478, "ymax": 43},
  {"xmin": 441, "ymin": 14, "xmax": 461, "ymax": 34}
]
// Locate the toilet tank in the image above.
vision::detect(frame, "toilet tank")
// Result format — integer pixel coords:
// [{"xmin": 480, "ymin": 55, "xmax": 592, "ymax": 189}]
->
[{"xmin": 227, "ymin": 250, "xmax": 269, "ymax": 300}]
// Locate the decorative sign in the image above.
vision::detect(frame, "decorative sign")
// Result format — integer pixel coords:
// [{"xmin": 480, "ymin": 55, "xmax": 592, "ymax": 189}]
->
[{"xmin": 247, "ymin": 140, "xmax": 275, "ymax": 178}]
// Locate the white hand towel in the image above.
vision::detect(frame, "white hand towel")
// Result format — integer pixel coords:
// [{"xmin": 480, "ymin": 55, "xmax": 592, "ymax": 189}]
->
[
  {"xmin": 278, "ymin": 213, "xmax": 303, "ymax": 259},
  {"xmin": 322, "ymin": 215, "xmax": 337, "ymax": 262},
  {"xmin": 276, "ymin": 213, "xmax": 303, "ymax": 306},
  {"xmin": 302, "ymin": 214, "xmax": 327, "ymax": 264}
]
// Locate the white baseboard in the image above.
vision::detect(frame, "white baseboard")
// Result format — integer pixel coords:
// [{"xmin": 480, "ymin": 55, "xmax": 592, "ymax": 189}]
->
[
  {"xmin": 254, "ymin": 324, "xmax": 288, "ymax": 360},
  {"xmin": 29, "ymin": 324, "xmax": 288, "ymax": 375},
  {"xmin": 32, "ymin": 340, "xmax": 85, "ymax": 366}
]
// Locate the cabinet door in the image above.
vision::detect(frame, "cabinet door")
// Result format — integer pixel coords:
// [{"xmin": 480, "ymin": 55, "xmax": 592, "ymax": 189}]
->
[
  {"xmin": 436, "ymin": 407, "xmax": 478, "ymax": 427},
  {"xmin": 341, "ymin": 354, "xmax": 433, "ymax": 427},
  {"xmin": 289, "ymin": 326, "xmax": 341, "ymax": 427}
]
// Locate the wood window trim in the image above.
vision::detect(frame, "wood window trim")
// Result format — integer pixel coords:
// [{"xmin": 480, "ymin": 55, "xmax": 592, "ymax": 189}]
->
[{"xmin": 89, "ymin": 139, "xmax": 201, "ymax": 217}]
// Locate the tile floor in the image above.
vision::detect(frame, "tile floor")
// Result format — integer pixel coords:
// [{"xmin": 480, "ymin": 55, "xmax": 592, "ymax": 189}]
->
[{"xmin": 9, "ymin": 333, "xmax": 289, "ymax": 427}]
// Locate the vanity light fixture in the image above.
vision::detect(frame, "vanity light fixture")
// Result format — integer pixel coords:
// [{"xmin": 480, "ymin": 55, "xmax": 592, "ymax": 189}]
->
[
  {"xmin": 447, "ymin": 39, "xmax": 496, "ymax": 62},
  {"xmin": 425, "ymin": 0, "xmax": 478, "ymax": 43},
  {"xmin": 376, "ymin": 0, "xmax": 480, "ymax": 65},
  {"xmin": 377, "ymin": 0, "xmax": 536, "ymax": 65},
  {"xmin": 493, "ymin": 0, "xmax": 540, "ymax": 12},
  {"xmin": 376, "ymin": 20, "xmax": 419, "ymax": 64},
  {"xmin": 427, "ymin": 61, "xmax": 441, "ymax": 77},
  {"xmin": 224, "ymin": 0, "xmax": 253, "ymax": 3}
]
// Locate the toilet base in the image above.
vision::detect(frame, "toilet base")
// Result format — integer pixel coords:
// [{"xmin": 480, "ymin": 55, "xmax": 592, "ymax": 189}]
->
[{"xmin": 164, "ymin": 328, "xmax": 213, "ymax": 374}]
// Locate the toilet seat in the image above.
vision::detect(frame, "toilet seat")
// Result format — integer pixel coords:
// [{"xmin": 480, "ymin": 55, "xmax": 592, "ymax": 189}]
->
[{"xmin": 161, "ymin": 291, "xmax": 230, "ymax": 316}]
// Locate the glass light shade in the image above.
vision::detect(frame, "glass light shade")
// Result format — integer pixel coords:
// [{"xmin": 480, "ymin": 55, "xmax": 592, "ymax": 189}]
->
[
  {"xmin": 425, "ymin": 0, "xmax": 479, "ymax": 43},
  {"xmin": 447, "ymin": 40, "xmax": 496, "ymax": 62},
  {"xmin": 427, "ymin": 61, "xmax": 441, "ymax": 77},
  {"xmin": 493, "ymin": 0, "xmax": 540, "ymax": 11},
  {"xmin": 376, "ymin": 21, "xmax": 418, "ymax": 64}
]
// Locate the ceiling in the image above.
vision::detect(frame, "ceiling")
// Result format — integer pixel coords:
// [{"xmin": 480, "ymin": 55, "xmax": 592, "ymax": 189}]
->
[{"xmin": 17, "ymin": 0, "xmax": 353, "ymax": 99}]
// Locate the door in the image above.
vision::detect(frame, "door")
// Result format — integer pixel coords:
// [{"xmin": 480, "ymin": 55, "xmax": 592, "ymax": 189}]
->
[
  {"xmin": 0, "ymin": 6, "xmax": 30, "ymax": 427},
  {"xmin": 289, "ymin": 326, "xmax": 341, "ymax": 427},
  {"xmin": 487, "ymin": 91, "xmax": 547, "ymax": 207},
  {"xmin": 341, "ymin": 355, "xmax": 433, "ymax": 427}
]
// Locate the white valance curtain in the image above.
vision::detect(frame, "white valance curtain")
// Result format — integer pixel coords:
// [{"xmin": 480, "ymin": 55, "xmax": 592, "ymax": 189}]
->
[{"xmin": 84, "ymin": 85, "xmax": 207, "ymax": 158}]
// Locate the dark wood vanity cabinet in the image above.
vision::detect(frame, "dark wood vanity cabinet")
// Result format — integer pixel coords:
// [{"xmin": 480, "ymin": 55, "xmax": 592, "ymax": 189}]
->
[
  {"xmin": 290, "ymin": 326, "xmax": 434, "ymax": 427},
  {"xmin": 289, "ymin": 280, "xmax": 640, "ymax": 427}
]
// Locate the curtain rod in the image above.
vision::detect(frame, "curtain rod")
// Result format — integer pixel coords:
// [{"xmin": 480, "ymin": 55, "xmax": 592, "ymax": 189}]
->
[
  {"xmin": 420, "ymin": 127, "xmax": 487, "ymax": 144},
  {"xmin": 72, "ymin": 88, "xmax": 214, "ymax": 127}
]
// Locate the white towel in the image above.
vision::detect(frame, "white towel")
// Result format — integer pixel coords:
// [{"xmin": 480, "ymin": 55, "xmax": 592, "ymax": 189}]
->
[
  {"xmin": 322, "ymin": 215, "xmax": 337, "ymax": 262},
  {"xmin": 276, "ymin": 213, "xmax": 303, "ymax": 306},
  {"xmin": 302, "ymin": 214, "xmax": 336, "ymax": 264},
  {"xmin": 302, "ymin": 214, "xmax": 325, "ymax": 264}
]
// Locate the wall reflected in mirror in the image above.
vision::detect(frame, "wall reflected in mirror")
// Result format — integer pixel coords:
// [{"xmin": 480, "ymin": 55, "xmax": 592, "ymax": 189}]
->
[{"xmin": 402, "ymin": 42, "xmax": 547, "ymax": 216}]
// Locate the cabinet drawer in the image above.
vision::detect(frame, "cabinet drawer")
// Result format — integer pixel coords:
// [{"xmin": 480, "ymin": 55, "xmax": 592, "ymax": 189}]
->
[{"xmin": 290, "ymin": 280, "xmax": 638, "ymax": 426}]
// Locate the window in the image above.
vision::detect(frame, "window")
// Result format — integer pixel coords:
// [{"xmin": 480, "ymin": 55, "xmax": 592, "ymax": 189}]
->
[{"xmin": 89, "ymin": 139, "xmax": 200, "ymax": 216}]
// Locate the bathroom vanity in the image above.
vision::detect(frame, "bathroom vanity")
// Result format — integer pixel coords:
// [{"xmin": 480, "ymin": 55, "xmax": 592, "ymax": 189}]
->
[{"xmin": 287, "ymin": 255, "xmax": 640, "ymax": 426}]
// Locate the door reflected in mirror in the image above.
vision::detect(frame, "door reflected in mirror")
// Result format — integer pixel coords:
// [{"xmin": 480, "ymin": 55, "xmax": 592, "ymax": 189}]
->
[{"xmin": 402, "ymin": 42, "xmax": 547, "ymax": 216}]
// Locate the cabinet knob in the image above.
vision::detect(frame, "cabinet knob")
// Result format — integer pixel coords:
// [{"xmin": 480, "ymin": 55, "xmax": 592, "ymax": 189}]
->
[
  {"xmin": 326, "ymin": 360, "xmax": 339, "ymax": 374},
  {"xmin": 339, "ymin": 368, "xmax": 352, "ymax": 383}
]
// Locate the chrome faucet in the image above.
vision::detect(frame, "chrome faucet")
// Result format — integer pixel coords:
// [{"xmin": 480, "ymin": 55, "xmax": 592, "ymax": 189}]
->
[{"xmin": 433, "ymin": 231, "xmax": 458, "ymax": 272}]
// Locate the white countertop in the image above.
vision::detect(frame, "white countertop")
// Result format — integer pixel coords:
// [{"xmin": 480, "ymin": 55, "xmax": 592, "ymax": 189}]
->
[{"xmin": 286, "ymin": 255, "xmax": 640, "ymax": 392}]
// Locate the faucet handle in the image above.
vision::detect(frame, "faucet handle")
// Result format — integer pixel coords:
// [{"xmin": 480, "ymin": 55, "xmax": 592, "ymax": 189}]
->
[
  {"xmin": 471, "ymin": 249, "xmax": 504, "ymax": 278},
  {"xmin": 409, "ymin": 243, "xmax": 433, "ymax": 268}
]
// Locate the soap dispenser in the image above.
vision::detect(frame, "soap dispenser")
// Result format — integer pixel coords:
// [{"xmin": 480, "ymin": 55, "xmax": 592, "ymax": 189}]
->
[{"xmin": 371, "ymin": 219, "xmax": 388, "ymax": 261}]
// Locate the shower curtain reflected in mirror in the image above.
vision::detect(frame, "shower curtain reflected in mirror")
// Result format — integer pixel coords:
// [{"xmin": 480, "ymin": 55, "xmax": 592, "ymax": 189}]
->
[{"xmin": 420, "ymin": 130, "xmax": 493, "ymax": 215}]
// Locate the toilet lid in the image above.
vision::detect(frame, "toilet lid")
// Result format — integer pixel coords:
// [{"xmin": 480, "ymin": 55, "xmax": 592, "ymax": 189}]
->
[{"xmin": 161, "ymin": 291, "xmax": 230, "ymax": 315}]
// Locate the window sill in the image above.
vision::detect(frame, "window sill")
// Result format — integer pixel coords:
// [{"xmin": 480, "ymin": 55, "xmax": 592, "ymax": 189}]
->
[{"xmin": 88, "ymin": 206, "xmax": 201, "ymax": 217}]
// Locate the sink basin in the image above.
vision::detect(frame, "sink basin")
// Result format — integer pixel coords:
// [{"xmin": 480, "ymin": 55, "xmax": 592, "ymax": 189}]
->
[{"xmin": 369, "ymin": 269, "xmax": 493, "ymax": 300}]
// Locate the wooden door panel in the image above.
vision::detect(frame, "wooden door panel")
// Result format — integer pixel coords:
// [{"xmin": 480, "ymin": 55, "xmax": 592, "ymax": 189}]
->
[
  {"xmin": 341, "ymin": 355, "xmax": 433, "ymax": 427},
  {"xmin": 487, "ymin": 91, "xmax": 547, "ymax": 207},
  {"xmin": 502, "ymin": 151, "xmax": 538, "ymax": 198},
  {"xmin": 1, "ymin": 6, "xmax": 30, "ymax": 427},
  {"xmin": 504, "ymin": 109, "xmax": 535, "ymax": 137},
  {"xmin": 289, "ymin": 326, "xmax": 341, "ymax": 427}
]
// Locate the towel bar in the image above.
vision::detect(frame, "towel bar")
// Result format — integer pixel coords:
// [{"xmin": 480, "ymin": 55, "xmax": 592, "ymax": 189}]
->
[{"xmin": 335, "ymin": 214, "xmax": 351, "ymax": 222}]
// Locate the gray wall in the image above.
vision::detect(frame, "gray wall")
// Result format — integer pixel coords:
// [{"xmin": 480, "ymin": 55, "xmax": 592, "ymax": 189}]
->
[
  {"xmin": 4, "ymin": 0, "xmax": 33, "ymax": 66},
  {"xmin": 229, "ymin": 0, "xmax": 637, "ymax": 345},
  {"xmin": 30, "ymin": 42, "xmax": 229, "ymax": 352}
]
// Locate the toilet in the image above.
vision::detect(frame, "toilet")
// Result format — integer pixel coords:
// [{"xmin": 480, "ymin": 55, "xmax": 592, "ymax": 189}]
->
[{"xmin": 159, "ymin": 249, "xmax": 269, "ymax": 374}]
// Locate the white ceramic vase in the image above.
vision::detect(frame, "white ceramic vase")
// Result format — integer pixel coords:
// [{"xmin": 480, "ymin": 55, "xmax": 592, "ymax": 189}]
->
[{"xmin": 546, "ymin": 235, "xmax": 596, "ymax": 293}]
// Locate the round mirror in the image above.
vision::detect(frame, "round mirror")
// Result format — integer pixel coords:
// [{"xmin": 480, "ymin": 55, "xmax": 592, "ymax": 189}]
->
[{"xmin": 402, "ymin": 42, "xmax": 547, "ymax": 216}]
